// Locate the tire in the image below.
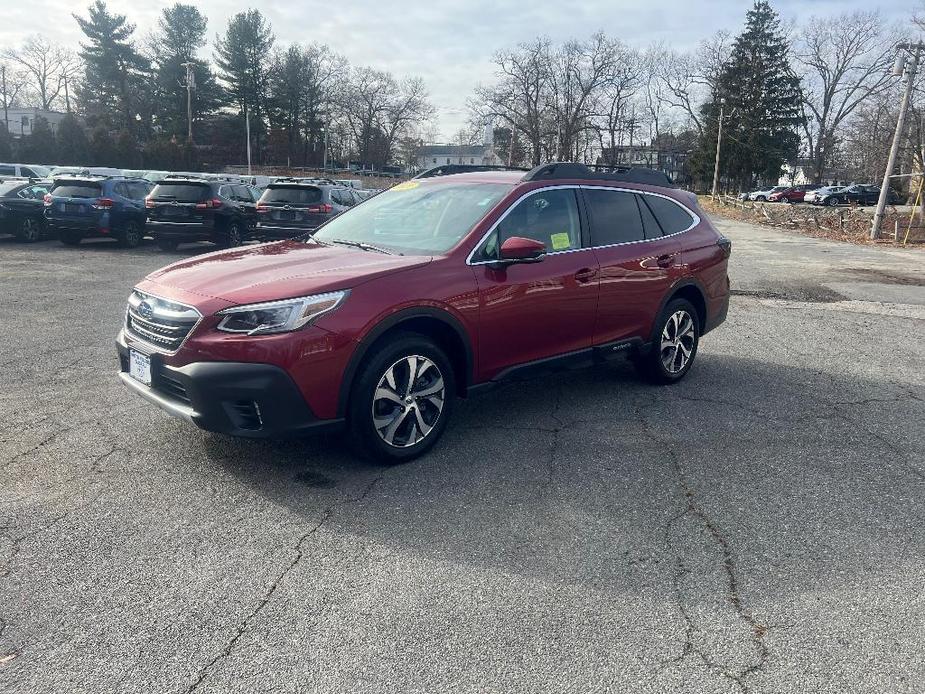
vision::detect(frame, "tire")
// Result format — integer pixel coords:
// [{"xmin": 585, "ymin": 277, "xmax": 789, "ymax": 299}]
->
[
  {"xmin": 827, "ymin": 197, "xmax": 839, "ymax": 207},
  {"xmin": 218, "ymin": 222, "xmax": 242, "ymax": 248},
  {"xmin": 156, "ymin": 238, "xmax": 179, "ymax": 252},
  {"xmin": 755, "ymin": 196, "xmax": 766, "ymax": 202},
  {"xmin": 59, "ymin": 231, "xmax": 83, "ymax": 246},
  {"xmin": 119, "ymin": 220, "xmax": 143, "ymax": 248},
  {"xmin": 347, "ymin": 332, "xmax": 455, "ymax": 463},
  {"xmin": 635, "ymin": 298, "xmax": 700, "ymax": 385},
  {"xmin": 15, "ymin": 216, "xmax": 42, "ymax": 242}
]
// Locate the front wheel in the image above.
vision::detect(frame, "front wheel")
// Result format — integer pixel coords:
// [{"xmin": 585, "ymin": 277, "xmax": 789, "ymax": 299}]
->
[
  {"xmin": 635, "ymin": 299, "xmax": 700, "ymax": 385},
  {"xmin": 15, "ymin": 216, "xmax": 42, "ymax": 242},
  {"xmin": 347, "ymin": 333, "xmax": 455, "ymax": 463}
]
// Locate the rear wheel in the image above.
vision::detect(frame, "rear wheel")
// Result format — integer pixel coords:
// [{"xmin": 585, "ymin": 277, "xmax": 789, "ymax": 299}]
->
[
  {"xmin": 635, "ymin": 298, "xmax": 700, "ymax": 385},
  {"xmin": 15, "ymin": 216, "xmax": 42, "ymax": 242},
  {"xmin": 218, "ymin": 221, "xmax": 242, "ymax": 248},
  {"xmin": 59, "ymin": 231, "xmax": 83, "ymax": 246},
  {"xmin": 347, "ymin": 333, "xmax": 455, "ymax": 463},
  {"xmin": 119, "ymin": 220, "xmax": 143, "ymax": 248},
  {"xmin": 827, "ymin": 197, "xmax": 839, "ymax": 207}
]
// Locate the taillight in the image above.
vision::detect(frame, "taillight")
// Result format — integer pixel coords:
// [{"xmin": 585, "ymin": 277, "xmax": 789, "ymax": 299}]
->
[
  {"xmin": 93, "ymin": 197, "xmax": 114, "ymax": 209},
  {"xmin": 195, "ymin": 198, "xmax": 223, "ymax": 209},
  {"xmin": 717, "ymin": 236, "xmax": 732, "ymax": 258},
  {"xmin": 144, "ymin": 197, "xmax": 155, "ymax": 208},
  {"xmin": 256, "ymin": 202, "xmax": 269, "ymax": 213},
  {"xmin": 43, "ymin": 193, "xmax": 53, "ymax": 206},
  {"xmin": 308, "ymin": 203, "xmax": 333, "ymax": 213}
]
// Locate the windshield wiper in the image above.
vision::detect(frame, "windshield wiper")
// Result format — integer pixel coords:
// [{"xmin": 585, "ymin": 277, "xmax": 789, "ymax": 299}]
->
[{"xmin": 328, "ymin": 238, "xmax": 401, "ymax": 255}]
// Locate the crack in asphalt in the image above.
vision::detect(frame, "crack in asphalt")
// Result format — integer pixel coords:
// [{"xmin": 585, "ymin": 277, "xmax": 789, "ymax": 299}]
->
[
  {"xmin": 183, "ymin": 475, "xmax": 384, "ymax": 694},
  {"xmin": 635, "ymin": 396, "xmax": 768, "ymax": 693}
]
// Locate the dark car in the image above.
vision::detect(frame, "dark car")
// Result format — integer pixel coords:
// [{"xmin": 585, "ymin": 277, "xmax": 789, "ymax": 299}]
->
[
  {"xmin": 815, "ymin": 184, "xmax": 901, "ymax": 207},
  {"xmin": 255, "ymin": 179, "xmax": 362, "ymax": 240},
  {"xmin": 767, "ymin": 184, "xmax": 820, "ymax": 203},
  {"xmin": 44, "ymin": 176, "xmax": 152, "ymax": 247},
  {"xmin": 0, "ymin": 179, "xmax": 52, "ymax": 242},
  {"xmin": 145, "ymin": 177, "xmax": 260, "ymax": 251},
  {"xmin": 117, "ymin": 162, "xmax": 731, "ymax": 463}
]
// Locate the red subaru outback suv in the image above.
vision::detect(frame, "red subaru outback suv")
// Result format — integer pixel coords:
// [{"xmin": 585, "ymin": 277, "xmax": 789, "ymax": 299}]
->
[{"xmin": 117, "ymin": 163, "xmax": 730, "ymax": 462}]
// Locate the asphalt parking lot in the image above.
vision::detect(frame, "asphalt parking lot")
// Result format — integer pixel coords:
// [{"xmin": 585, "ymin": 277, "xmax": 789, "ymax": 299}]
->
[{"xmin": 1, "ymin": 221, "xmax": 924, "ymax": 693}]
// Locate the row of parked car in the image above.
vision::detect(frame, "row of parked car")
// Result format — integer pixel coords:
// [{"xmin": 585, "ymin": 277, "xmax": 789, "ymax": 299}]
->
[
  {"xmin": 743, "ymin": 183, "xmax": 902, "ymax": 206},
  {"xmin": 0, "ymin": 172, "xmax": 378, "ymax": 249}
]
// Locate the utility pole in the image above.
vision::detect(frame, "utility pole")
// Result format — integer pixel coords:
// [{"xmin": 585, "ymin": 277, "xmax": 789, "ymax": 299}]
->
[
  {"xmin": 872, "ymin": 42, "xmax": 923, "ymax": 240},
  {"xmin": 180, "ymin": 62, "xmax": 195, "ymax": 143},
  {"xmin": 1, "ymin": 65, "xmax": 8, "ymax": 136},
  {"xmin": 245, "ymin": 104, "xmax": 252, "ymax": 176},
  {"xmin": 712, "ymin": 98, "xmax": 726, "ymax": 198}
]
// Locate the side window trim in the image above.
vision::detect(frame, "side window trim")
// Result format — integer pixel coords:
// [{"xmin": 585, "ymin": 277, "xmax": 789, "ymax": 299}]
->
[
  {"xmin": 466, "ymin": 185, "xmax": 588, "ymax": 265},
  {"xmin": 579, "ymin": 185, "xmax": 699, "ymax": 249}
]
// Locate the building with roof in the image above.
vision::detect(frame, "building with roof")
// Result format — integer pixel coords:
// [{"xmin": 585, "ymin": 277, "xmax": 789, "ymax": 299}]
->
[
  {"xmin": 416, "ymin": 144, "xmax": 501, "ymax": 172},
  {"xmin": 1, "ymin": 108, "xmax": 67, "ymax": 138}
]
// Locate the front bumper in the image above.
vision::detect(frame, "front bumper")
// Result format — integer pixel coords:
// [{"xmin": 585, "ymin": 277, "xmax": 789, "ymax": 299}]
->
[{"xmin": 116, "ymin": 336, "xmax": 343, "ymax": 438}]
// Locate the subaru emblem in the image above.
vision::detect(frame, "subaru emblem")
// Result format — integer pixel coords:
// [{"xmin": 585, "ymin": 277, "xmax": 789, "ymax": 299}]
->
[{"xmin": 138, "ymin": 301, "xmax": 154, "ymax": 320}]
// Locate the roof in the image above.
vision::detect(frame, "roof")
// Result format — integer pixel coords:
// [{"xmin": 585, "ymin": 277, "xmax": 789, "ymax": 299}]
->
[{"xmin": 419, "ymin": 144, "xmax": 492, "ymax": 156}]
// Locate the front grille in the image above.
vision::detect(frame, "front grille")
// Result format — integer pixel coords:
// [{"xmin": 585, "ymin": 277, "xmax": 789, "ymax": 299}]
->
[{"xmin": 125, "ymin": 290, "xmax": 201, "ymax": 352}]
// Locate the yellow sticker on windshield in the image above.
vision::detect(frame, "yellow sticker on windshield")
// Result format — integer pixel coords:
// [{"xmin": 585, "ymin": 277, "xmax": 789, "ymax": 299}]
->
[
  {"xmin": 392, "ymin": 181, "xmax": 420, "ymax": 192},
  {"xmin": 550, "ymin": 232, "xmax": 571, "ymax": 250}
]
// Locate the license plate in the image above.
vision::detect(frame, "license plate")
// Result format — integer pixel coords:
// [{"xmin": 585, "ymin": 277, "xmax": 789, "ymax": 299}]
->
[
  {"xmin": 65, "ymin": 203, "xmax": 84, "ymax": 214},
  {"xmin": 129, "ymin": 350, "xmax": 151, "ymax": 385},
  {"xmin": 162, "ymin": 206, "xmax": 184, "ymax": 217}
]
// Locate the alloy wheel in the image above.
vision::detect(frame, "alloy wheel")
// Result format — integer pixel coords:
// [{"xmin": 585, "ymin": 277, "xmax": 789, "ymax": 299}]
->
[
  {"xmin": 372, "ymin": 355, "xmax": 445, "ymax": 448},
  {"xmin": 660, "ymin": 310, "xmax": 696, "ymax": 375},
  {"xmin": 20, "ymin": 217, "xmax": 39, "ymax": 241}
]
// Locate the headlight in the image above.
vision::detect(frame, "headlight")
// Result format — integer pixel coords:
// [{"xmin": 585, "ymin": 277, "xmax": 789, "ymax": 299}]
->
[{"xmin": 215, "ymin": 291, "xmax": 348, "ymax": 335}]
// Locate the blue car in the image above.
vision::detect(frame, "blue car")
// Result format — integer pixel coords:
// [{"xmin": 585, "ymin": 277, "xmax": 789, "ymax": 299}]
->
[{"xmin": 45, "ymin": 175, "xmax": 152, "ymax": 248}]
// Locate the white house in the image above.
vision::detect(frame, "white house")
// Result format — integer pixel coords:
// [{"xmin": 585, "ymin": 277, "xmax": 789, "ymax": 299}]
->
[
  {"xmin": 416, "ymin": 144, "xmax": 501, "ymax": 172},
  {"xmin": 1, "ymin": 108, "xmax": 67, "ymax": 138}
]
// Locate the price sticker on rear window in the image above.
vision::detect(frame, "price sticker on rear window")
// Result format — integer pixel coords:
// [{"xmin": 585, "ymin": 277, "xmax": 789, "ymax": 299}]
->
[
  {"xmin": 550, "ymin": 232, "xmax": 571, "ymax": 250},
  {"xmin": 392, "ymin": 181, "xmax": 420, "ymax": 192}
]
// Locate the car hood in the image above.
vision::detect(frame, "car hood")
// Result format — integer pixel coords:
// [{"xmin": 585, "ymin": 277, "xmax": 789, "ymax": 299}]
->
[{"xmin": 143, "ymin": 240, "xmax": 432, "ymax": 306}]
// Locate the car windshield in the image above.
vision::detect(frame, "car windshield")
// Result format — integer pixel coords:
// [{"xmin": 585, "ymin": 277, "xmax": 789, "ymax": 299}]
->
[{"xmin": 312, "ymin": 181, "xmax": 512, "ymax": 255}]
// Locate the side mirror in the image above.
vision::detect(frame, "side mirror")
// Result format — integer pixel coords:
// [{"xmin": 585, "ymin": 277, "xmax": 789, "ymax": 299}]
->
[{"xmin": 494, "ymin": 236, "xmax": 546, "ymax": 267}]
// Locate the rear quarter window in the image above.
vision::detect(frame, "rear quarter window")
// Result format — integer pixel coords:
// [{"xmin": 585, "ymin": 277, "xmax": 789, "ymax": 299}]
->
[
  {"xmin": 642, "ymin": 196, "xmax": 695, "ymax": 235},
  {"xmin": 52, "ymin": 183, "xmax": 101, "ymax": 198},
  {"xmin": 150, "ymin": 183, "xmax": 210, "ymax": 202}
]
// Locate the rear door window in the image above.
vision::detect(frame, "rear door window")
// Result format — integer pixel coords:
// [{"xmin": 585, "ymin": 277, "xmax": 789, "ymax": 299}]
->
[
  {"xmin": 52, "ymin": 182, "xmax": 102, "ymax": 198},
  {"xmin": 643, "ymin": 196, "xmax": 695, "ymax": 235},
  {"xmin": 262, "ymin": 186, "xmax": 323, "ymax": 205},
  {"xmin": 150, "ymin": 183, "xmax": 209, "ymax": 202},
  {"xmin": 584, "ymin": 188, "xmax": 645, "ymax": 245}
]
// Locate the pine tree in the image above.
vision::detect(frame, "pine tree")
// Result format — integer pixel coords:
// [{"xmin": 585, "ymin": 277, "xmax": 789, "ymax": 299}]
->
[
  {"xmin": 151, "ymin": 3, "xmax": 225, "ymax": 141},
  {"xmin": 215, "ymin": 10, "xmax": 274, "ymax": 162},
  {"xmin": 693, "ymin": 1, "xmax": 803, "ymax": 189},
  {"xmin": 74, "ymin": 0, "xmax": 150, "ymax": 133}
]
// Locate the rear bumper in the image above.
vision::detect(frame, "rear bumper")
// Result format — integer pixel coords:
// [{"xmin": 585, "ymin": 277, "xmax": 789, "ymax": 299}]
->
[
  {"xmin": 46, "ymin": 216, "xmax": 104, "ymax": 233},
  {"xmin": 146, "ymin": 220, "xmax": 215, "ymax": 240},
  {"xmin": 116, "ymin": 336, "xmax": 343, "ymax": 438}
]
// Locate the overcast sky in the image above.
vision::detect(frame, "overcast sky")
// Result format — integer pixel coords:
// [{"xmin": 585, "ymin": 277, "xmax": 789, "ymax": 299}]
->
[{"xmin": 2, "ymin": 0, "xmax": 913, "ymax": 139}]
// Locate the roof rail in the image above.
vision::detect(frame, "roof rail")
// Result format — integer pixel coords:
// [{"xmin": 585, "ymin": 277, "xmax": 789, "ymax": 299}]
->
[
  {"xmin": 162, "ymin": 174, "xmax": 210, "ymax": 181},
  {"xmin": 522, "ymin": 162, "xmax": 674, "ymax": 188},
  {"xmin": 413, "ymin": 164, "xmax": 530, "ymax": 179}
]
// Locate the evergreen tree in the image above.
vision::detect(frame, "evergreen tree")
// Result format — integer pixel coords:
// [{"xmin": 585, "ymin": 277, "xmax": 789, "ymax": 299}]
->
[
  {"xmin": 215, "ymin": 10, "xmax": 274, "ymax": 163},
  {"xmin": 0, "ymin": 126, "xmax": 12, "ymax": 160},
  {"xmin": 19, "ymin": 116, "xmax": 58, "ymax": 162},
  {"xmin": 74, "ymin": 1, "xmax": 150, "ymax": 133},
  {"xmin": 151, "ymin": 3, "xmax": 224, "ymax": 141},
  {"xmin": 56, "ymin": 113, "xmax": 90, "ymax": 164},
  {"xmin": 692, "ymin": 1, "xmax": 803, "ymax": 189}
]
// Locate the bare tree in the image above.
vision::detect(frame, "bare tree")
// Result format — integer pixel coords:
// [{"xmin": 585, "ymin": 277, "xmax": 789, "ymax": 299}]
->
[
  {"xmin": 795, "ymin": 11, "xmax": 897, "ymax": 183},
  {"xmin": 548, "ymin": 32, "xmax": 623, "ymax": 160},
  {"xmin": 652, "ymin": 31, "xmax": 730, "ymax": 136},
  {"xmin": 595, "ymin": 49, "xmax": 641, "ymax": 159},
  {"xmin": 2, "ymin": 35, "xmax": 79, "ymax": 110},
  {"xmin": 471, "ymin": 38, "xmax": 552, "ymax": 165}
]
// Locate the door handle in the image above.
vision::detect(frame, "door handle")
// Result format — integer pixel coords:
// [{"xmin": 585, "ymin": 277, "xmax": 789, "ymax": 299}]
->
[
  {"xmin": 574, "ymin": 267, "xmax": 596, "ymax": 283},
  {"xmin": 656, "ymin": 254, "xmax": 675, "ymax": 268}
]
